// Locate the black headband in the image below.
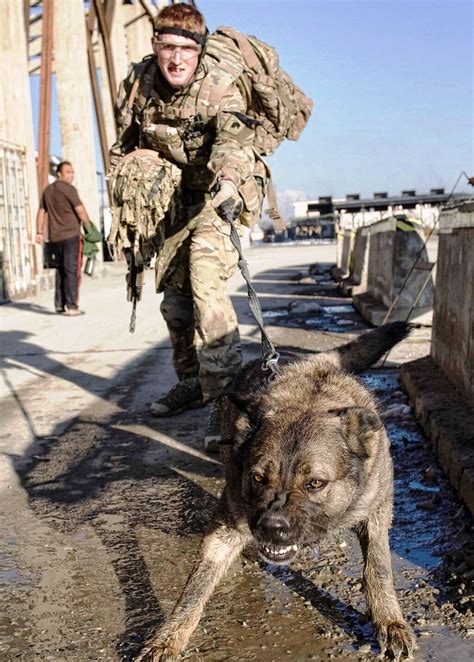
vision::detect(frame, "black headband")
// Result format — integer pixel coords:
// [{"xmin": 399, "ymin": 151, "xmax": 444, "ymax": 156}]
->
[{"xmin": 154, "ymin": 26, "xmax": 207, "ymax": 46}]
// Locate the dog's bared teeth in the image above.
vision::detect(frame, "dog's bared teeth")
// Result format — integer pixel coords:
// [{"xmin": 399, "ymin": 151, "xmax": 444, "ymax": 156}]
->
[{"xmin": 261, "ymin": 544, "xmax": 298, "ymax": 557}]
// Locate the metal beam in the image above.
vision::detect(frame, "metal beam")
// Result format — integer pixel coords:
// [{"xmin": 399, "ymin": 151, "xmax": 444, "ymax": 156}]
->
[
  {"xmin": 137, "ymin": 0, "xmax": 154, "ymax": 20},
  {"xmin": 37, "ymin": 0, "xmax": 54, "ymax": 193},
  {"xmin": 85, "ymin": 11, "xmax": 111, "ymax": 174},
  {"xmin": 23, "ymin": 0, "xmax": 30, "ymax": 39},
  {"xmin": 92, "ymin": 0, "xmax": 117, "ymax": 104},
  {"xmin": 104, "ymin": 0, "xmax": 116, "ymax": 32}
]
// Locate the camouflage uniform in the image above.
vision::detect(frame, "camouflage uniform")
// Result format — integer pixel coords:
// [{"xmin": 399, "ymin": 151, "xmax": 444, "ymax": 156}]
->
[{"xmin": 110, "ymin": 48, "xmax": 265, "ymax": 400}]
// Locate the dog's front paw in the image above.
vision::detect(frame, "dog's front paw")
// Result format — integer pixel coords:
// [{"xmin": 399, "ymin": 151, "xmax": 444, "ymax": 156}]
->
[
  {"xmin": 376, "ymin": 620, "xmax": 416, "ymax": 660},
  {"xmin": 134, "ymin": 636, "xmax": 183, "ymax": 662}
]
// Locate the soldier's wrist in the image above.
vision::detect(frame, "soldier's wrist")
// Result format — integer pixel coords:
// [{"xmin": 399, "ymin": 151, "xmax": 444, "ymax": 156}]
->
[
  {"xmin": 221, "ymin": 177, "xmax": 238, "ymax": 188},
  {"xmin": 217, "ymin": 179, "xmax": 239, "ymax": 198},
  {"xmin": 220, "ymin": 174, "xmax": 239, "ymax": 188}
]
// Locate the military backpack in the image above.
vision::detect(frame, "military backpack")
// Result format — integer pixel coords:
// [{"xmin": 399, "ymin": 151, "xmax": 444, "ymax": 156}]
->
[
  {"xmin": 121, "ymin": 26, "xmax": 313, "ymax": 160},
  {"xmin": 208, "ymin": 26, "xmax": 313, "ymax": 156}
]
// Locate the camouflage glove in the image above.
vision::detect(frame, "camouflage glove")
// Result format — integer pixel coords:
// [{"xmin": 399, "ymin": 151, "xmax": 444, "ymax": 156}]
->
[{"xmin": 211, "ymin": 179, "xmax": 243, "ymax": 220}]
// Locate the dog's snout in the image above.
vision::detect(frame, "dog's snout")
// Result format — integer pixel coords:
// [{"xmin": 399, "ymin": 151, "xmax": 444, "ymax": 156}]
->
[{"xmin": 257, "ymin": 513, "xmax": 291, "ymax": 542}]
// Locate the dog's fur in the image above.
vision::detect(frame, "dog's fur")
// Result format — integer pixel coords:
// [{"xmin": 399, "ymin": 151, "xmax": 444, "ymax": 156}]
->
[{"xmin": 137, "ymin": 322, "xmax": 416, "ymax": 661}]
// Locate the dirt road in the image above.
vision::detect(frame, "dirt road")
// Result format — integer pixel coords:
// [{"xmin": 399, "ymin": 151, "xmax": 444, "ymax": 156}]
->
[{"xmin": 1, "ymin": 242, "xmax": 472, "ymax": 661}]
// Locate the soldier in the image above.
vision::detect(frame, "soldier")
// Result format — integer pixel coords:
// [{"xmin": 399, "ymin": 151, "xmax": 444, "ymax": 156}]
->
[{"xmin": 110, "ymin": 3, "xmax": 263, "ymax": 451}]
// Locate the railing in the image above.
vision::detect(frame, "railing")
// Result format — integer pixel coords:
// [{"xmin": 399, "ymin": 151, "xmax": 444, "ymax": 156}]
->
[{"xmin": 0, "ymin": 140, "xmax": 37, "ymax": 301}]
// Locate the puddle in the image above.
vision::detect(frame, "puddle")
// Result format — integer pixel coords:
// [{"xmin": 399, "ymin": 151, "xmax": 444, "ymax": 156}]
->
[
  {"xmin": 304, "ymin": 317, "xmax": 359, "ymax": 332},
  {"xmin": 408, "ymin": 480, "xmax": 441, "ymax": 494},
  {"xmin": 321, "ymin": 305, "xmax": 354, "ymax": 314},
  {"xmin": 261, "ymin": 309, "xmax": 288, "ymax": 318},
  {"xmin": 360, "ymin": 370, "xmax": 456, "ymax": 569}
]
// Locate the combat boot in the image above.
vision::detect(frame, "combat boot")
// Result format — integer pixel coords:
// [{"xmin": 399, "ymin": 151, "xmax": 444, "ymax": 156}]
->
[
  {"xmin": 203, "ymin": 398, "xmax": 224, "ymax": 453},
  {"xmin": 150, "ymin": 377, "xmax": 204, "ymax": 416}
]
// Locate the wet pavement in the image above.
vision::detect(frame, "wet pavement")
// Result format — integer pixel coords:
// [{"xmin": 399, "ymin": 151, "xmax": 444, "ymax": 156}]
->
[{"xmin": 1, "ymin": 242, "xmax": 473, "ymax": 661}]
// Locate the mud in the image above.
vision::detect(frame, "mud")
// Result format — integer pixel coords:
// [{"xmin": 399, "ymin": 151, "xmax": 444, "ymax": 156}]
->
[{"xmin": 1, "ymin": 250, "xmax": 473, "ymax": 661}]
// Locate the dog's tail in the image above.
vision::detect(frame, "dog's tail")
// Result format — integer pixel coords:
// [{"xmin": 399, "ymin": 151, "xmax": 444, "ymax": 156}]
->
[{"xmin": 318, "ymin": 321, "xmax": 414, "ymax": 373}]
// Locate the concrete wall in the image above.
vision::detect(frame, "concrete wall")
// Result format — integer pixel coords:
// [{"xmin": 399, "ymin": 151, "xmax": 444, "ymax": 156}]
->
[
  {"xmin": 431, "ymin": 202, "xmax": 474, "ymax": 401},
  {"xmin": 367, "ymin": 217, "xmax": 437, "ymax": 310}
]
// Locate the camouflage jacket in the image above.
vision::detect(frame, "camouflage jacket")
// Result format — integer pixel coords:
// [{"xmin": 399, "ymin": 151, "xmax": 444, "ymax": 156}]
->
[{"xmin": 110, "ymin": 52, "xmax": 258, "ymax": 194}]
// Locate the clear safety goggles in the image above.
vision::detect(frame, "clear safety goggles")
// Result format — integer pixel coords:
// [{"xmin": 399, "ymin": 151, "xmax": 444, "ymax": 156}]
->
[{"xmin": 154, "ymin": 40, "xmax": 202, "ymax": 60}]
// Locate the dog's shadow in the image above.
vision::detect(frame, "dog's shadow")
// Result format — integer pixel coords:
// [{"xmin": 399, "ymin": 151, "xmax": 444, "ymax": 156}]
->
[
  {"xmin": 254, "ymin": 550, "xmax": 373, "ymax": 655},
  {"xmin": 272, "ymin": 564, "xmax": 368, "ymax": 636}
]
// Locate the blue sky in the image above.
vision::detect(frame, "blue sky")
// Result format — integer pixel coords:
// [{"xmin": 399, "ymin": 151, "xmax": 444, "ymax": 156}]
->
[{"xmin": 31, "ymin": 0, "xmax": 473, "ymax": 202}]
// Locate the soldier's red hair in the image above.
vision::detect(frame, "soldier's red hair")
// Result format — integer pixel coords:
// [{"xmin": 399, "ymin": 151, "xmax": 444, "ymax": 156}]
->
[{"xmin": 153, "ymin": 3, "xmax": 207, "ymax": 36}]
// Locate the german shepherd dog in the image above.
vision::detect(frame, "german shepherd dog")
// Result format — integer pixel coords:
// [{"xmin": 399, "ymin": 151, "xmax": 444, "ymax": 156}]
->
[{"xmin": 136, "ymin": 322, "xmax": 416, "ymax": 660}]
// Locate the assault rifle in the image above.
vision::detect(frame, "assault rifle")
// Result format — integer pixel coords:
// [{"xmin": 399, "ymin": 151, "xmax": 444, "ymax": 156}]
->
[{"xmin": 124, "ymin": 248, "xmax": 145, "ymax": 333}]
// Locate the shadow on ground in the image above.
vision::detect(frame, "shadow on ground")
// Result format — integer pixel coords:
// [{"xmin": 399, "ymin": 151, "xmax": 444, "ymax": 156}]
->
[{"xmin": 3, "ymin": 259, "xmax": 473, "ymax": 661}]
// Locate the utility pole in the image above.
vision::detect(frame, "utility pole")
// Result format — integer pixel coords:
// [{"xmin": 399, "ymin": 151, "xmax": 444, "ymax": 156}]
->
[{"xmin": 37, "ymin": 0, "xmax": 54, "ymax": 194}]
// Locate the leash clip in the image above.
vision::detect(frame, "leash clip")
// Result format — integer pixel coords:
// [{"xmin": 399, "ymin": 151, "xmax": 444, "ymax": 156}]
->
[{"xmin": 262, "ymin": 351, "xmax": 280, "ymax": 381}]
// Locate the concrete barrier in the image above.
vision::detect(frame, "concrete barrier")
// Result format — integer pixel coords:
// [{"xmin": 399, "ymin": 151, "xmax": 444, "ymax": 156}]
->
[
  {"xmin": 334, "ymin": 229, "xmax": 355, "ymax": 279},
  {"xmin": 339, "ymin": 225, "xmax": 370, "ymax": 295},
  {"xmin": 400, "ymin": 201, "xmax": 474, "ymax": 515},
  {"xmin": 352, "ymin": 216, "xmax": 437, "ymax": 325},
  {"xmin": 431, "ymin": 202, "xmax": 474, "ymax": 402}
]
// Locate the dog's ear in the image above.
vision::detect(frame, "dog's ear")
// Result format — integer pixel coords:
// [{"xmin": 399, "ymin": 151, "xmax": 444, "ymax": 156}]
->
[
  {"xmin": 227, "ymin": 391, "xmax": 266, "ymax": 421},
  {"xmin": 331, "ymin": 406, "xmax": 383, "ymax": 457},
  {"xmin": 223, "ymin": 392, "xmax": 262, "ymax": 450},
  {"xmin": 226, "ymin": 391, "xmax": 254, "ymax": 413}
]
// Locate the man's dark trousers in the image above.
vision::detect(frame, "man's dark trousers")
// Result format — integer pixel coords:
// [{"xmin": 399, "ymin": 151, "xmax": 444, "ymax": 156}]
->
[{"xmin": 53, "ymin": 236, "xmax": 82, "ymax": 311}]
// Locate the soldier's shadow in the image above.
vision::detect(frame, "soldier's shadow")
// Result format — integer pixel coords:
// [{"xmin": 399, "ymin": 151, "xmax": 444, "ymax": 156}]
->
[{"xmin": 10, "ymin": 353, "xmax": 221, "ymax": 660}]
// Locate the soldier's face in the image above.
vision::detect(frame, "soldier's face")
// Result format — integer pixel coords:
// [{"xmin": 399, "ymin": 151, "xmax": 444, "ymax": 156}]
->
[{"xmin": 154, "ymin": 34, "xmax": 201, "ymax": 88}]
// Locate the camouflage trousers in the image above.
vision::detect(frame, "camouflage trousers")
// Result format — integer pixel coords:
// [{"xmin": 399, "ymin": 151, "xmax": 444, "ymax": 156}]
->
[{"xmin": 159, "ymin": 195, "xmax": 243, "ymax": 401}]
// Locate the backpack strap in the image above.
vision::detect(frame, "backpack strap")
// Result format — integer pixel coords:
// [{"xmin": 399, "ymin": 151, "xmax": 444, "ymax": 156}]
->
[
  {"xmin": 127, "ymin": 57, "xmax": 157, "ymax": 114},
  {"xmin": 265, "ymin": 176, "xmax": 285, "ymax": 232},
  {"xmin": 252, "ymin": 150, "xmax": 285, "ymax": 232},
  {"xmin": 127, "ymin": 77, "xmax": 141, "ymax": 111}
]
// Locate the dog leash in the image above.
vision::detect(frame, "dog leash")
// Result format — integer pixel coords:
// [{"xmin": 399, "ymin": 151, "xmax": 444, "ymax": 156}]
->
[{"xmin": 221, "ymin": 203, "xmax": 280, "ymax": 381}]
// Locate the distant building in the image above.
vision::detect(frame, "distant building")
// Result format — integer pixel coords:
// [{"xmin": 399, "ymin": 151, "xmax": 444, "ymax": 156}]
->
[{"xmin": 292, "ymin": 189, "xmax": 469, "ymax": 238}]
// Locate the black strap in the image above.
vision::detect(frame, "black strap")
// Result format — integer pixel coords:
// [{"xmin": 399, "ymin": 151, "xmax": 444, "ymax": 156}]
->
[
  {"xmin": 147, "ymin": 168, "xmax": 166, "ymax": 202},
  {"xmin": 154, "ymin": 26, "xmax": 207, "ymax": 46},
  {"xmin": 220, "ymin": 202, "xmax": 280, "ymax": 380}
]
